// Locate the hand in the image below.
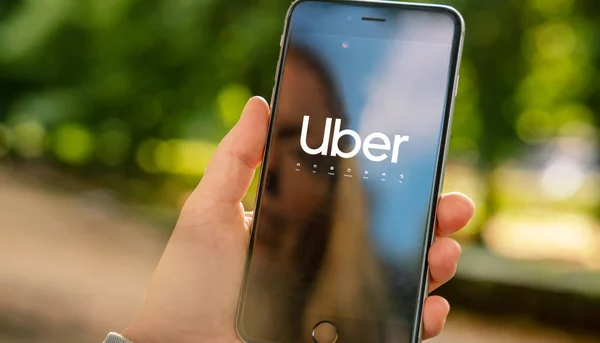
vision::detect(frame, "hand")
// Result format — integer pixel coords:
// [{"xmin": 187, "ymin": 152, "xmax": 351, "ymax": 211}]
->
[{"xmin": 122, "ymin": 97, "xmax": 475, "ymax": 343}]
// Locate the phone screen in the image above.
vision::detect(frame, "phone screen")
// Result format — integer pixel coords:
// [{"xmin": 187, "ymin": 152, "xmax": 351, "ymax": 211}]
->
[{"xmin": 238, "ymin": 2, "xmax": 462, "ymax": 343}]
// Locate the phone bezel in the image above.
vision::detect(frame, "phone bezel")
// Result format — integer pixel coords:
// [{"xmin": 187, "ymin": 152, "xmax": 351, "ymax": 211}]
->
[{"xmin": 236, "ymin": 1, "xmax": 465, "ymax": 342}]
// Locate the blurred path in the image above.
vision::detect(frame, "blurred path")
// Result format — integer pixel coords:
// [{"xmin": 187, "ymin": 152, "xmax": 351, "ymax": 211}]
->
[
  {"xmin": 0, "ymin": 168, "xmax": 596, "ymax": 343},
  {"xmin": 0, "ymin": 168, "xmax": 166, "ymax": 342}
]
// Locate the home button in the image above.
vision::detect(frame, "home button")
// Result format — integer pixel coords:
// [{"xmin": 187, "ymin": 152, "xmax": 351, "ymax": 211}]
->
[{"xmin": 312, "ymin": 321, "xmax": 338, "ymax": 343}]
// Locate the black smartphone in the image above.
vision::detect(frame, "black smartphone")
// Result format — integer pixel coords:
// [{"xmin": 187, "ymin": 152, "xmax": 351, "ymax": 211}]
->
[{"xmin": 237, "ymin": 1, "xmax": 464, "ymax": 342}]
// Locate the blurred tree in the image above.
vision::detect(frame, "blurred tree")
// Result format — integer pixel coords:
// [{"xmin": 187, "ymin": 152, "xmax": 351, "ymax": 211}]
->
[
  {"xmin": 578, "ymin": 0, "xmax": 600, "ymax": 220},
  {"xmin": 0, "ymin": 0, "xmax": 289, "ymax": 206},
  {"xmin": 462, "ymin": 1, "xmax": 524, "ymax": 243}
]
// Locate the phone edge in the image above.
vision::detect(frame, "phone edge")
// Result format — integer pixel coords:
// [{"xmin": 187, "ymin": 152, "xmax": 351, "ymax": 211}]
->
[{"xmin": 411, "ymin": 5, "xmax": 465, "ymax": 343}]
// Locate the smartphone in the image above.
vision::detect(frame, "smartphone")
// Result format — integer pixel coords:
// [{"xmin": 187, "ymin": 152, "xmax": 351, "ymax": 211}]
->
[{"xmin": 236, "ymin": 1, "xmax": 464, "ymax": 342}]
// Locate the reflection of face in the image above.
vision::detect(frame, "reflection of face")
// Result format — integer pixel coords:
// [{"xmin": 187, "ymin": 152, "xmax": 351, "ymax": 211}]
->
[
  {"xmin": 245, "ymin": 46, "xmax": 344, "ymax": 341},
  {"xmin": 256, "ymin": 48, "xmax": 339, "ymax": 270}
]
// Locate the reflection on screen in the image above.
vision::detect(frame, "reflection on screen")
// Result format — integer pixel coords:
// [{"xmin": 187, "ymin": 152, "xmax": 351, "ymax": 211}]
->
[{"xmin": 240, "ymin": 2, "xmax": 459, "ymax": 343}]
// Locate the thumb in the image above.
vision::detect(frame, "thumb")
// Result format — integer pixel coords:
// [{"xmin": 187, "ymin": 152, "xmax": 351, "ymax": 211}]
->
[{"xmin": 190, "ymin": 96, "xmax": 270, "ymax": 214}]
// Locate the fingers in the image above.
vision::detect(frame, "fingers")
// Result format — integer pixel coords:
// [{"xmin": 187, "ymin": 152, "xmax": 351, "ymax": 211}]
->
[
  {"xmin": 190, "ymin": 97, "xmax": 270, "ymax": 212},
  {"xmin": 436, "ymin": 192, "xmax": 475, "ymax": 236},
  {"xmin": 422, "ymin": 296, "xmax": 450, "ymax": 340},
  {"xmin": 423, "ymin": 193, "xmax": 470, "ymax": 338},
  {"xmin": 428, "ymin": 193, "xmax": 470, "ymax": 291},
  {"xmin": 428, "ymin": 236, "xmax": 461, "ymax": 292}
]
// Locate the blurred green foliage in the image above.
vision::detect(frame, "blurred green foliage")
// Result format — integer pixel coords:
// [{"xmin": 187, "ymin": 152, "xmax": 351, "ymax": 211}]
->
[
  {"xmin": 0, "ymin": 0, "xmax": 291, "ymax": 207},
  {"xmin": 0, "ymin": 0, "xmax": 598, "ymax": 217}
]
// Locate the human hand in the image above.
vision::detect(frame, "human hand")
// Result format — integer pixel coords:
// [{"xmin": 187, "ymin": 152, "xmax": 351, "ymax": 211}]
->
[{"xmin": 122, "ymin": 97, "xmax": 475, "ymax": 343}]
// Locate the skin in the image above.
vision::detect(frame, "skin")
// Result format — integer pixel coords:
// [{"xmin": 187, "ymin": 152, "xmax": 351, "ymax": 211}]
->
[{"xmin": 122, "ymin": 97, "xmax": 475, "ymax": 343}]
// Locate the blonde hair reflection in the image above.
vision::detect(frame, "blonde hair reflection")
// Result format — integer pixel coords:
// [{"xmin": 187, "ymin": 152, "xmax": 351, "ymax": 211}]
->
[{"xmin": 303, "ymin": 158, "xmax": 391, "ymax": 341}]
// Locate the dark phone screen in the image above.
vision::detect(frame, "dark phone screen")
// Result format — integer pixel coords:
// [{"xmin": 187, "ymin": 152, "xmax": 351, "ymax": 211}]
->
[{"xmin": 239, "ymin": 2, "xmax": 460, "ymax": 343}]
